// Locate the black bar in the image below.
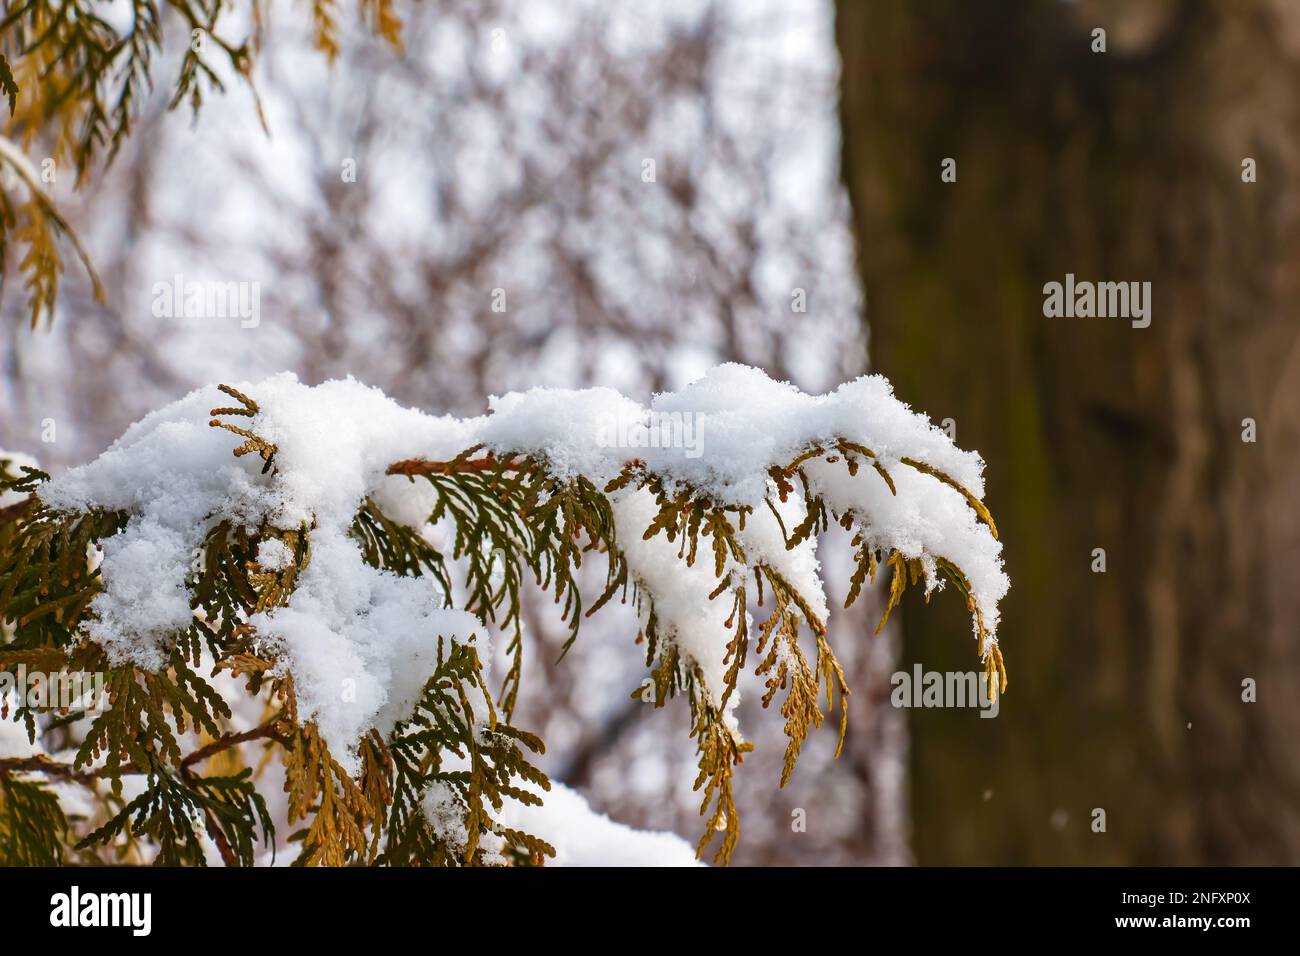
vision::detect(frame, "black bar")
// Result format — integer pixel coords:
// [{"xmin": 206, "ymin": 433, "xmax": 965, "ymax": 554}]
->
[{"xmin": 0, "ymin": 866, "xmax": 1287, "ymax": 943}]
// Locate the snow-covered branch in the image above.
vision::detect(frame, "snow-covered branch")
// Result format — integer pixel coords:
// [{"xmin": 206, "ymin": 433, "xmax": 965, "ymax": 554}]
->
[{"xmin": 0, "ymin": 364, "xmax": 1007, "ymax": 865}]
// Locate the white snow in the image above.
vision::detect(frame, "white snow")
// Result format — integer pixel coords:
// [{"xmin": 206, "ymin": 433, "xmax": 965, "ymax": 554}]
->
[
  {"xmin": 249, "ymin": 527, "xmax": 488, "ymax": 771},
  {"xmin": 611, "ymin": 488, "xmax": 743, "ymax": 717},
  {"xmin": 484, "ymin": 364, "xmax": 983, "ymax": 505},
  {"xmin": 737, "ymin": 491, "xmax": 829, "ymax": 625},
  {"xmin": 255, "ymin": 538, "xmax": 294, "ymax": 571},
  {"xmin": 803, "ymin": 457, "xmax": 1007, "ymax": 644},
  {"xmin": 484, "ymin": 362, "xmax": 1004, "ymax": 706},
  {"xmin": 493, "ymin": 781, "xmax": 701, "ymax": 866}
]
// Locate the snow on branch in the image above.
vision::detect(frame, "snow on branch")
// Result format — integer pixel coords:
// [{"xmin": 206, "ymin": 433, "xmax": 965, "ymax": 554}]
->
[{"xmin": 0, "ymin": 364, "xmax": 1007, "ymax": 865}]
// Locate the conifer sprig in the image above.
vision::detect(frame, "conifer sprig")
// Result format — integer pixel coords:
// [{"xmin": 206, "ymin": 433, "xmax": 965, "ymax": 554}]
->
[
  {"xmin": 381, "ymin": 437, "xmax": 1006, "ymax": 864},
  {"xmin": 0, "ymin": 384, "xmax": 1007, "ymax": 865},
  {"xmin": 1, "ymin": 0, "xmax": 408, "ymax": 325},
  {"xmin": 1, "ymin": 433, "xmax": 553, "ymax": 866}
]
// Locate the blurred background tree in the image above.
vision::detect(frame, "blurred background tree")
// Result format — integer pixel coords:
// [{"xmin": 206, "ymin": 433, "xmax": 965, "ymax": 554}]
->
[{"xmin": 837, "ymin": 0, "xmax": 1300, "ymax": 864}]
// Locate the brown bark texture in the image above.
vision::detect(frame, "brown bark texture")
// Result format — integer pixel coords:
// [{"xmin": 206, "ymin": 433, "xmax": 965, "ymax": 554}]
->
[{"xmin": 836, "ymin": 0, "xmax": 1300, "ymax": 864}]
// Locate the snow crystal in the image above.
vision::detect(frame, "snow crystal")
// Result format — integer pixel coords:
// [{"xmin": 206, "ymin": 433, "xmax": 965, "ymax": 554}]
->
[
  {"xmin": 421, "ymin": 781, "xmax": 476, "ymax": 859},
  {"xmin": 256, "ymin": 538, "xmax": 294, "ymax": 571}
]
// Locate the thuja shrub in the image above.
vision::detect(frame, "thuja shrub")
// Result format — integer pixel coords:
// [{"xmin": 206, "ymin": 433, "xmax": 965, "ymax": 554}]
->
[
  {"xmin": 0, "ymin": 364, "xmax": 1008, "ymax": 865},
  {"xmin": 0, "ymin": 0, "xmax": 406, "ymax": 327}
]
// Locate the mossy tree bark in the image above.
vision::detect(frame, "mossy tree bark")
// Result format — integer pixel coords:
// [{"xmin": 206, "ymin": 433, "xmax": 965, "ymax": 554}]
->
[{"xmin": 836, "ymin": 0, "xmax": 1300, "ymax": 864}]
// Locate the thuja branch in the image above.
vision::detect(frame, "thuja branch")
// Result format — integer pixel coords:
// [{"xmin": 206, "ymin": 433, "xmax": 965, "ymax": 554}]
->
[
  {"xmin": 1, "ymin": 370, "xmax": 1009, "ymax": 866},
  {"xmin": 0, "ymin": 755, "xmax": 107, "ymax": 785},
  {"xmin": 1, "ymin": 2, "xmax": 408, "ymax": 327},
  {"xmin": 0, "ymin": 135, "xmax": 106, "ymax": 316},
  {"xmin": 387, "ymin": 452, "xmax": 529, "ymax": 478},
  {"xmin": 0, "ymin": 722, "xmax": 289, "ymax": 786}
]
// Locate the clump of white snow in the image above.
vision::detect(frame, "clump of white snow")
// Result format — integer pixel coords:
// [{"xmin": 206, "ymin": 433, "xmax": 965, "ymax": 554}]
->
[
  {"xmin": 611, "ymin": 488, "xmax": 743, "ymax": 717},
  {"xmin": 248, "ymin": 527, "xmax": 488, "ymax": 770},
  {"xmin": 452, "ymin": 780, "xmax": 700, "ymax": 866},
  {"xmin": 481, "ymin": 363, "xmax": 985, "ymax": 505},
  {"xmin": 255, "ymin": 538, "xmax": 294, "ymax": 571}
]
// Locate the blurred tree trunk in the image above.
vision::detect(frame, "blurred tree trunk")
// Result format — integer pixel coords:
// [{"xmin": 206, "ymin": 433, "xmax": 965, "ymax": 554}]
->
[{"xmin": 836, "ymin": 0, "xmax": 1300, "ymax": 864}]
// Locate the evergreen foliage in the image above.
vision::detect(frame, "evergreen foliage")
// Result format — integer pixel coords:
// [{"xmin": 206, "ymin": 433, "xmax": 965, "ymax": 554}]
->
[
  {"xmin": 0, "ymin": 378, "xmax": 1006, "ymax": 865},
  {"xmin": 0, "ymin": 0, "xmax": 405, "ymax": 325}
]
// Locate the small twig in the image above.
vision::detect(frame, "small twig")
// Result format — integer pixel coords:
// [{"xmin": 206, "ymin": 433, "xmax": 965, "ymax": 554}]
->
[
  {"xmin": 0, "ymin": 754, "xmax": 120, "ymax": 785},
  {"xmin": 179, "ymin": 717, "xmax": 290, "ymax": 773},
  {"xmin": 0, "ymin": 135, "xmax": 105, "ymax": 304},
  {"xmin": 387, "ymin": 453, "xmax": 528, "ymax": 477},
  {"xmin": 177, "ymin": 717, "xmax": 289, "ymax": 868},
  {"xmin": 209, "ymin": 385, "xmax": 278, "ymax": 473}
]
